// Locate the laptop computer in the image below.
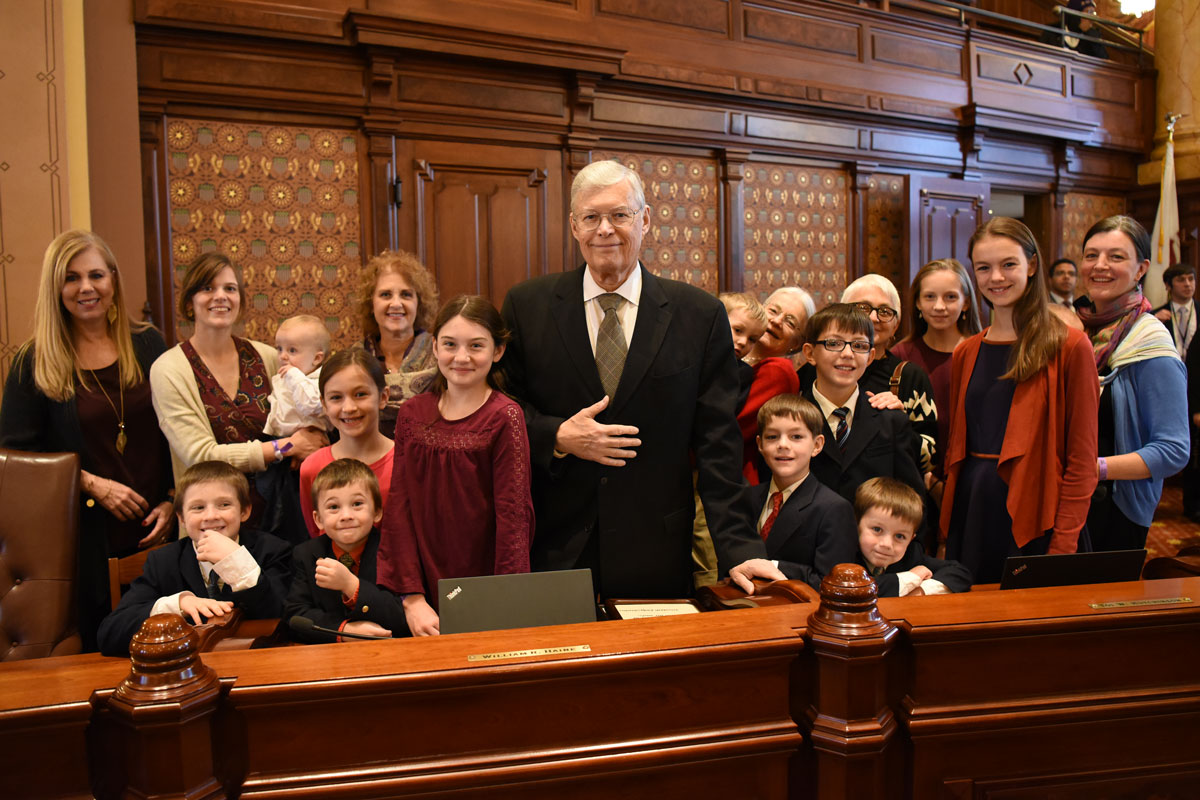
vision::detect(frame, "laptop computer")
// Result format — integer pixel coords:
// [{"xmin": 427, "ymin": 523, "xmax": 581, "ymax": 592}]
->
[
  {"xmin": 436, "ymin": 569, "xmax": 598, "ymax": 635},
  {"xmin": 998, "ymin": 549, "xmax": 1146, "ymax": 590}
]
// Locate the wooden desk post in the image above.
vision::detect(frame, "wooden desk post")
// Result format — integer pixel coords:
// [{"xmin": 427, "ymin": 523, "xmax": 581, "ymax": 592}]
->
[
  {"xmin": 804, "ymin": 564, "xmax": 898, "ymax": 800},
  {"xmin": 96, "ymin": 613, "xmax": 224, "ymax": 800}
]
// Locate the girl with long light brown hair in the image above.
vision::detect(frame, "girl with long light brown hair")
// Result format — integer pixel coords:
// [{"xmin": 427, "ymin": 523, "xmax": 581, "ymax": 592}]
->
[{"xmin": 939, "ymin": 217, "xmax": 1099, "ymax": 583}]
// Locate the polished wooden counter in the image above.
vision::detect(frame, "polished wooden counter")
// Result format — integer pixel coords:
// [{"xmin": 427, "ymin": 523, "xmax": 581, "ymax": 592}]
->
[{"xmin": 2, "ymin": 570, "xmax": 1198, "ymax": 799}]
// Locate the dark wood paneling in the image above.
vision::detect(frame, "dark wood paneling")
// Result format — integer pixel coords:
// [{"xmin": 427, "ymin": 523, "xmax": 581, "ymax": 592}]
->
[
  {"xmin": 743, "ymin": 5, "xmax": 860, "ymax": 58},
  {"xmin": 406, "ymin": 141, "xmax": 562, "ymax": 308},
  {"xmin": 398, "ymin": 75, "xmax": 566, "ymax": 118},
  {"xmin": 599, "ymin": 0, "xmax": 730, "ymax": 35},
  {"xmin": 907, "ymin": 177, "xmax": 990, "ymax": 304},
  {"xmin": 977, "ymin": 139, "xmax": 1056, "ymax": 174},
  {"xmin": 1071, "ymin": 70, "xmax": 1136, "ymax": 106},
  {"xmin": 6, "ymin": 578, "xmax": 1200, "ymax": 798},
  {"xmin": 745, "ymin": 115, "xmax": 856, "ymax": 148},
  {"xmin": 592, "ymin": 97, "xmax": 728, "ymax": 133},
  {"xmin": 870, "ymin": 130, "xmax": 961, "ymax": 163},
  {"xmin": 975, "ymin": 48, "xmax": 1065, "ymax": 93},
  {"xmin": 620, "ymin": 59, "xmax": 738, "ymax": 91},
  {"xmin": 872, "ymin": 31, "xmax": 963, "ymax": 76},
  {"xmin": 144, "ymin": 47, "xmax": 365, "ymax": 102}
]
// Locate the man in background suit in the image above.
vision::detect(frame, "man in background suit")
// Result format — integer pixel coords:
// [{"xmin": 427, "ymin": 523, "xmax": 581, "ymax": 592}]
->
[
  {"xmin": 1156, "ymin": 264, "xmax": 1199, "ymax": 517},
  {"xmin": 1049, "ymin": 258, "xmax": 1078, "ymax": 309},
  {"xmin": 500, "ymin": 160, "xmax": 781, "ymax": 599},
  {"xmin": 1153, "ymin": 264, "xmax": 1197, "ymax": 359}
]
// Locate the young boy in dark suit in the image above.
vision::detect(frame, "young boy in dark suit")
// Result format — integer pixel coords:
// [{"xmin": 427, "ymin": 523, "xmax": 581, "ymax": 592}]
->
[
  {"xmin": 854, "ymin": 477, "xmax": 971, "ymax": 596},
  {"xmin": 750, "ymin": 394, "xmax": 858, "ymax": 590},
  {"xmin": 286, "ymin": 458, "xmax": 407, "ymax": 642},
  {"xmin": 800, "ymin": 304, "xmax": 927, "ymax": 505},
  {"xmin": 98, "ymin": 461, "xmax": 292, "ymax": 657}
]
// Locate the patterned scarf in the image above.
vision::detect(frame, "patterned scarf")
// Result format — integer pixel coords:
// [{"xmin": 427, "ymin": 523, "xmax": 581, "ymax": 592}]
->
[{"xmin": 1078, "ymin": 290, "xmax": 1151, "ymax": 372}]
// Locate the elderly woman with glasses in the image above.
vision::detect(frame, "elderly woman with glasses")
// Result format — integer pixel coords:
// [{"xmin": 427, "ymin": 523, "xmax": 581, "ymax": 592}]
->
[{"xmin": 741, "ymin": 287, "xmax": 815, "ymax": 483}]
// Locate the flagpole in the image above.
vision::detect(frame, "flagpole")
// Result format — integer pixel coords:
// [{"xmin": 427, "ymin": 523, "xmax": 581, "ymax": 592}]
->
[{"xmin": 1146, "ymin": 112, "xmax": 1183, "ymax": 309}]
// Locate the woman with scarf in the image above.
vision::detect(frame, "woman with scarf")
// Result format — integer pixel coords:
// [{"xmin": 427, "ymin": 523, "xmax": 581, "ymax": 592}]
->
[{"xmin": 1077, "ymin": 216, "xmax": 1189, "ymax": 551}]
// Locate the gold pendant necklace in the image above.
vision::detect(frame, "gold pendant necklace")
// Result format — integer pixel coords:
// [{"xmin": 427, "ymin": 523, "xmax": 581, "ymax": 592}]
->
[{"xmin": 89, "ymin": 365, "xmax": 127, "ymax": 454}]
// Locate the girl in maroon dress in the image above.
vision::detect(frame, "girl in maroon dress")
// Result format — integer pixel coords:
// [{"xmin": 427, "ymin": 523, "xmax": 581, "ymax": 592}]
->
[
  {"xmin": 892, "ymin": 258, "xmax": 983, "ymax": 495},
  {"xmin": 377, "ymin": 295, "xmax": 534, "ymax": 636}
]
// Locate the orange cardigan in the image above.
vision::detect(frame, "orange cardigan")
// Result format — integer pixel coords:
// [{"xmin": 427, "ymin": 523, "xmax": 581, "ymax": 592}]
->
[{"xmin": 939, "ymin": 327, "xmax": 1099, "ymax": 552}]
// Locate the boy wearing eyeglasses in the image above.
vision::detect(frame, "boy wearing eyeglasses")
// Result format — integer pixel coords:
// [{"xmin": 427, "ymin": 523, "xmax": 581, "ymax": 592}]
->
[{"xmin": 800, "ymin": 304, "xmax": 927, "ymax": 507}]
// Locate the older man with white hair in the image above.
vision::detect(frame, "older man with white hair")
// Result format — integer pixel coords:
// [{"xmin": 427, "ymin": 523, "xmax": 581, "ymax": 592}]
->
[{"xmin": 501, "ymin": 159, "xmax": 782, "ymax": 599}]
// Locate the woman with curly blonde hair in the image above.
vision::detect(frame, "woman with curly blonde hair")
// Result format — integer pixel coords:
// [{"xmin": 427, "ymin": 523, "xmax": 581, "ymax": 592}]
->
[{"xmin": 358, "ymin": 249, "xmax": 440, "ymax": 436}]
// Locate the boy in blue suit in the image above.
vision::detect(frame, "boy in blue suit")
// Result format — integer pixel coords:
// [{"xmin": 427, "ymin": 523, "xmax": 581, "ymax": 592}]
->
[
  {"xmin": 854, "ymin": 477, "xmax": 971, "ymax": 596},
  {"xmin": 750, "ymin": 394, "xmax": 857, "ymax": 590},
  {"xmin": 98, "ymin": 461, "xmax": 291, "ymax": 656},
  {"xmin": 286, "ymin": 458, "xmax": 407, "ymax": 642}
]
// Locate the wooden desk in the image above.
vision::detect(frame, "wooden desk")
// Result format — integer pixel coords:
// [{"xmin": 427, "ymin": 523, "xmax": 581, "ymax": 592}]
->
[{"xmin": 2, "ymin": 571, "xmax": 1198, "ymax": 799}]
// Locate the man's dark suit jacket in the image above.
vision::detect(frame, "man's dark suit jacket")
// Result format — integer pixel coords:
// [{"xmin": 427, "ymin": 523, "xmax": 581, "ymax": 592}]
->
[
  {"xmin": 285, "ymin": 529, "xmax": 408, "ymax": 643},
  {"xmin": 855, "ymin": 542, "xmax": 972, "ymax": 597},
  {"xmin": 501, "ymin": 265, "xmax": 763, "ymax": 598},
  {"xmin": 1154, "ymin": 298, "xmax": 1198, "ymax": 357},
  {"xmin": 97, "ymin": 528, "xmax": 291, "ymax": 656},
  {"xmin": 802, "ymin": 387, "xmax": 926, "ymax": 505},
  {"xmin": 750, "ymin": 477, "xmax": 857, "ymax": 591}
]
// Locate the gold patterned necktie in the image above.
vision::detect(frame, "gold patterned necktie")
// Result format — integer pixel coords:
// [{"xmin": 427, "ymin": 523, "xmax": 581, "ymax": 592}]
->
[{"xmin": 595, "ymin": 293, "xmax": 627, "ymax": 399}]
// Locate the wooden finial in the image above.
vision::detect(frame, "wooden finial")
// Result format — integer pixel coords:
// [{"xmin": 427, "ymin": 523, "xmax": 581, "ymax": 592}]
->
[
  {"xmin": 112, "ymin": 613, "xmax": 218, "ymax": 703},
  {"xmin": 808, "ymin": 563, "xmax": 891, "ymax": 637}
]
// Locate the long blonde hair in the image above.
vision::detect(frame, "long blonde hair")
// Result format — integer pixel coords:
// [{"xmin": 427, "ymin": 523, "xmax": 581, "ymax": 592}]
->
[
  {"xmin": 967, "ymin": 217, "xmax": 1065, "ymax": 382},
  {"xmin": 24, "ymin": 230, "xmax": 148, "ymax": 401}
]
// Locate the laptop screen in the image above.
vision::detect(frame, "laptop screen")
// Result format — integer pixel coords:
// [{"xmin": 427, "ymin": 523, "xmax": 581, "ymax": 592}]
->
[
  {"xmin": 999, "ymin": 549, "xmax": 1146, "ymax": 590},
  {"xmin": 437, "ymin": 569, "xmax": 598, "ymax": 634}
]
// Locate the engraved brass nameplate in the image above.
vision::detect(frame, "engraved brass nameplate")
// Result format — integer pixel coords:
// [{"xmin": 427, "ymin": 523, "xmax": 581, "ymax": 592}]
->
[
  {"xmin": 1089, "ymin": 597, "xmax": 1191, "ymax": 609},
  {"xmin": 467, "ymin": 645, "xmax": 591, "ymax": 662}
]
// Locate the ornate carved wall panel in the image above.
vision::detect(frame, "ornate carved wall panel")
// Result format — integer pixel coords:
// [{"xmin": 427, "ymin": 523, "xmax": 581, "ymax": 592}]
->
[
  {"xmin": 162, "ymin": 118, "xmax": 363, "ymax": 347},
  {"xmin": 1060, "ymin": 191, "xmax": 1126, "ymax": 265},
  {"xmin": 594, "ymin": 150, "xmax": 720, "ymax": 293},
  {"xmin": 865, "ymin": 174, "xmax": 907, "ymax": 288},
  {"xmin": 742, "ymin": 163, "xmax": 848, "ymax": 307}
]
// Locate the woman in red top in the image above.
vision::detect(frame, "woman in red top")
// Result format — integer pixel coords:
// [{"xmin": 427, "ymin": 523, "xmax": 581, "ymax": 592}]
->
[
  {"xmin": 740, "ymin": 287, "xmax": 812, "ymax": 482},
  {"xmin": 940, "ymin": 218, "xmax": 1099, "ymax": 584}
]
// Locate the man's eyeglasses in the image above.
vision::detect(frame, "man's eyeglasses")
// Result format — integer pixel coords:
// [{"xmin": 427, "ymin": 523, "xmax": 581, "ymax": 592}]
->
[
  {"xmin": 852, "ymin": 302, "xmax": 898, "ymax": 322},
  {"xmin": 572, "ymin": 207, "xmax": 643, "ymax": 232},
  {"xmin": 815, "ymin": 338, "xmax": 873, "ymax": 354}
]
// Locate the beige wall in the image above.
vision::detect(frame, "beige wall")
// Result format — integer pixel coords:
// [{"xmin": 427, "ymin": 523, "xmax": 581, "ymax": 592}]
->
[
  {"xmin": 0, "ymin": 0, "xmax": 71, "ymax": 377},
  {"xmin": 0, "ymin": 0, "xmax": 145, "ymax": 383}
]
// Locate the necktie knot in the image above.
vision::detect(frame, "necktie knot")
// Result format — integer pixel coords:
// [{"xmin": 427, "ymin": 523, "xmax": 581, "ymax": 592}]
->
[{"xmin": 598, "ymin": 293, "xmax": 623, "ymax": 314}]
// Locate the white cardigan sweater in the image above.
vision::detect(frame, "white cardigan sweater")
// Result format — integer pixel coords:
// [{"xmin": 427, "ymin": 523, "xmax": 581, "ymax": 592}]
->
[{"xmin": 150, "ymin": 339, "xmax": 280, "ymax": 482}]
